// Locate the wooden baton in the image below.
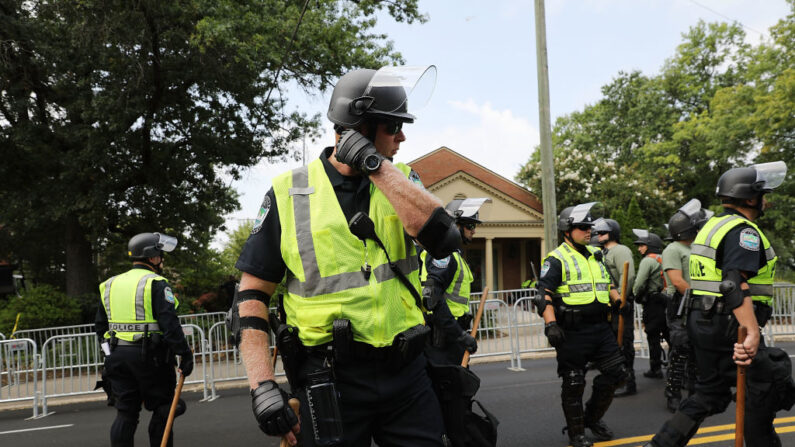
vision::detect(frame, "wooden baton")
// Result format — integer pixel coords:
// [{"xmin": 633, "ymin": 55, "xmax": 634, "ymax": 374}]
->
[
  {"xmin": 280, "ymin": 398, "xmax": 301, "ymax": 447},
  {"xmin": 616, "ymin": 261, "xmax": 629, "ymax": 347},
  {"xmin": 160, "ymin": 373, "xmax": 185, "ymax": 447},
  {"xmin": 462, "ymin": 287, "xmax": 490, "ymax": 367},
  {"xmin": 735, "ymin": 326, "xmax": 748, "ymax": 447}
]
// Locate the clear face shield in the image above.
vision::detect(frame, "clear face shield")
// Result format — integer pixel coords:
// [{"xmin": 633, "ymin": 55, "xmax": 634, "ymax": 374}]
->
[
  {"xmin": 632, "ymin": 229, "xmax": 650, "ymax": 240},
  {"xmin": 592, "ymin": 217, "xmax": 610, "ymax": 233},
  {"xmin": 678, "ymin": 198, "xmax": 702, "ymax": 219},
  {"xmin": 362, "ymin": 65, "xmax": 437, "ymax": 120},
  {"xmin": 456, "ymin": 198, "xmax": 491, "ymax": 222},
  {"xmin": 569, "ymin": 202, "xmax": 604, "ymax": 226},
  {"xmin": 752, "ymin": 161, "xmax": 787, "ymax": 191},
  {"xmin": 153, "ymin": 233, "xmax": 178, "ymax": 253}
]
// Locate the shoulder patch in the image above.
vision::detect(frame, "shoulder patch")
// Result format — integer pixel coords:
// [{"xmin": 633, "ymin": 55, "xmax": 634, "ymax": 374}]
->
[
  {"xmin": 164, "ymin": 287, "xmax": 176, "ymax": 304},
  {"xmin": 251, "ymin": 195, "xmax": 271, "ymax": 234},
  {"xmin": 739, "ymin": 228, "xmax": 760, "ymax": 251},
  {"xmin": 409, "ymin": 170, "xmax": 424, "ymax": 188},
  {"xmin": 540, "ymin": 260, "xmax": 551, "ymax": 278},
  {"xmin": 432, "ymin": 256, "xmax": 451, "ymax": 269}
]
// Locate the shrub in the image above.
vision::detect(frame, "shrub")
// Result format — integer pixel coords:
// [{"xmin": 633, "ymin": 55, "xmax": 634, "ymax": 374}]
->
[{"xmin": 0, "ymin": 284, "xmax": 82, "ymax": 334}]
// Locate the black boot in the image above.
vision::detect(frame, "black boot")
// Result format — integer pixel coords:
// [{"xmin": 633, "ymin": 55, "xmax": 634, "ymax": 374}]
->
[
  {"xmin": 570, "ymin": 434, "xmax": 594, "ymax": 447},
  {"xmin": 562, "ymin": 372, "xmax": 589, "ymax": 447},
  {"xmin": 614, "ymin": 370, "xmax": 637, "ymax": 397},
  {"xmin": 584, "ymin": 377, "xmax": 617, "ymax": 441}
]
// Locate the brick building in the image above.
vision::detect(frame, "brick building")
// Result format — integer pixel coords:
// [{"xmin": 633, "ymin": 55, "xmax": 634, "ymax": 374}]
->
[{"xmin": 409, "ymin": 147, "xmax": 545, "ymax": 292}]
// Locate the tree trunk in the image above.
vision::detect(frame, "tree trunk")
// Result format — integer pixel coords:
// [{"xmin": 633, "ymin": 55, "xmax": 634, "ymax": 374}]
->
[{"xmin": 65, "ymin": 215, "xmax": 96, "ymax": 296}]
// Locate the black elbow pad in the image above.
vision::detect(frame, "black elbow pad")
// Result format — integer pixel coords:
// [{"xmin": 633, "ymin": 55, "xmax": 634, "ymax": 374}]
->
[
  {"xmin": 720, "ymin": 270, "xmax": 748, "ymax": 311},
  {"xmin": 417, "ymin": 207, "xmax": 461, "ymax": 259}
]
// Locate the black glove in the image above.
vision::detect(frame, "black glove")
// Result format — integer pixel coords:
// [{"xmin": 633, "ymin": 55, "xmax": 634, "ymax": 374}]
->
[
  {"xmin": 178, "ymin": 352, "xmax": 194, "ymax": 377},
  {"xmin": 612, "ymin": 299, "xmax": 633, "ymax": 318},
  {"xmin": 457, "ymin": 331, "xmax": 478, "ymax": 353},
  {"xmin": 544, "ymin": 321, "xmax": 565, "ymax": 348},
  {"xmin": 335, "ymin": 130, "xmax": 380, "ymax": 173},
  {"xmin": 251, "ymin": 380, "xmax": 298, "ymax": 436}
]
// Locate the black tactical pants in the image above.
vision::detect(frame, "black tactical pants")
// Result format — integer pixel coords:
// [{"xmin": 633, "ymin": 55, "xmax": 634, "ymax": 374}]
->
[
  {"xmin": 612, "ymin": 302, "xmax": 636, "ymax": 372},
  {"xmin": 557, "ymin": 321, "xmax": 627, "ymax": 441},
  {"xmin": 107, "ymin": 345, "xmax": 177, "ymax": 447},
  {"xmin": 642, "ymin": 296, "xmax": 669, "ymax": 372},
  {"xmin": 651, "ymin": 309, "xmax": 780, "ymax": 447},
  {"xmin": 425, "ymin": 316, "xmax": 469, "ymax": 366},
  {"xmin": 294, "ymin": 352, "xmax": 446, "ymax": 447}
]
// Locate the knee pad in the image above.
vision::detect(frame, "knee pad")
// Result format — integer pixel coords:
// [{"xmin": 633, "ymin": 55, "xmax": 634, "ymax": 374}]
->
[
  {"xmin": 689, "ymin": 392, "xmax": 731, "ymax": 416},
  {"xmin": 655, "ymin": 412, "xmax": 699, "ymax": 447},
  {"xmin": 561, "ymin": 370, "xmax": 586, "ymax": 399},
  {"xmin": 597, "ymin": 352, "xmax": 627, "ymax": 385}
]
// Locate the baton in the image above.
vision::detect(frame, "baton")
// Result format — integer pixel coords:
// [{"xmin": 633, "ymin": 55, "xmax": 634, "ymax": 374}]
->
[
  {"xmin": 462, "ymin": 287, "xmax": 490, "ymax": 367},
  {"xmin": 616, "ymin": 261, "xmax": 629, "ymax": 347},
  {"xmin": 160, "ymin": 372, "xmax": 185, "ymax": 447},
  {"xmin": 735, "ymin": 326, "xmax": 747, "ymax": 447},
  {"xmin": 280, "ymin": 398, "xmax": 301, "ymax": 447}
]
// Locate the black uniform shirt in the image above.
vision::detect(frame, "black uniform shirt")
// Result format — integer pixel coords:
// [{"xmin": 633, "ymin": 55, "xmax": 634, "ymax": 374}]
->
[
  {"xmin": 715, "ymin": 208, "xmax": 768, "ymax": 279},
  {"xmin": 236, "ymin": 147, "xmax": 422, "ymax": 282},
  {"xmin": 94, "ymin": 264, "xmax": 190, "ymax": 355},
  {"xmin": 537, "ymin": 241, "xmax": 606, "ymax": 314}
]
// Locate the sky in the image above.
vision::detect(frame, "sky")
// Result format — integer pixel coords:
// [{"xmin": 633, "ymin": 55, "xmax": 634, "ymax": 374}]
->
[{"xmin": 218, "ymin": 0, "xmax": 791, "ymax": 245}]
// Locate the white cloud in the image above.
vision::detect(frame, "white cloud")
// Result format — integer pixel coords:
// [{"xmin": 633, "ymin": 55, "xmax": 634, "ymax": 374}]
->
[{"xmin": 400, "ymin": 99, "xmax": 540, "ymax": 182}]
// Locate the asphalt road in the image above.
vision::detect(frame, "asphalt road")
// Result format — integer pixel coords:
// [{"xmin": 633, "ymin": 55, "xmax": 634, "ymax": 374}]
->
[{"xmin": 2, "ymin": 356, "xmax": 795, "ymax": 447}]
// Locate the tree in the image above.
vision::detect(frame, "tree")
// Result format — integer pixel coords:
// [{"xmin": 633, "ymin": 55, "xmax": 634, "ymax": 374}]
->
[{"xmin": 0, "ymin": 0, "xmax": 425, "ymax": 295}]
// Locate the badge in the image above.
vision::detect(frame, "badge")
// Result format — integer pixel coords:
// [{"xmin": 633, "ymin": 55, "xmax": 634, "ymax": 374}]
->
[
  {"xmin": 251, "ymin": 195, "xmax": 271, "ymax": 234},
  {"xmin": 164, "ymin": 287, "xmax": 176, "ymax": 304},
  {"xmin": 409, "ymin": 170, "xmax": 425, "ymax": 188},
  {"xmin": 739, "ymin": 228, "xmax": 760, "ymax": 251},
  {"xmin": 432, "ymin": 256, "xmax": 451, "ymax": 269},
  {"xmin": 540, "ymin": 260, "xmax": 550, "ymax": 278}
]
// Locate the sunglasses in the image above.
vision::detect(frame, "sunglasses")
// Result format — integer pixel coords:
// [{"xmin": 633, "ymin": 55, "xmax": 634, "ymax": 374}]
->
[
  {"xmin": 463, "ymin": 223, "xmax": 476, "ymax": 230},
  {"xmin": 596, "ymin": 231, "xmax": 610, "ymax": 235},
  {"xmin": 381, "ymin": 120, "xmax": 403, "ymax": 135},
  {"xmin": 574, "ymin": 224, "xmax": 592, "ymax": 231}
]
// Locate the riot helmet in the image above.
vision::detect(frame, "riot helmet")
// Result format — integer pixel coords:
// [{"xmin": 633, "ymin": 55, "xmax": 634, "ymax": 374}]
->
[
  {"xmin": 716, "ymin": 161, "xmax": 787, "ymax": 199},
  {"xmin": 446, "ymin": 198, "xmax": 490, "ymax": 244},
  {"xmin": 128, "ymin": 232, "xmax": 178, "ymax": 259},
  {"xmin": 667, "ymin": 199, "xmax": 708, "ymax": 241},
  {"xmin": 557, "ymin": 202, "xmax": 604, "ymax": 232},
  {"xmin": 632, "ymin": 229, "xmax": 663, "ymax": 254},
  {"xmin": 593, "ymin": 218, "xmax": 621, "ymax": 242},
  {"xmin": 327, "ymin": 66, "xmax": 437, "ymax": 129}
]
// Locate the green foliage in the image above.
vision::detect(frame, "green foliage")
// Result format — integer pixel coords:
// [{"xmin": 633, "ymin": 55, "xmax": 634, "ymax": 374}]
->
[
  {"xmin": 517, "ymin": 5, "xmax": 795, "ymax": 273},
  {"xmin": 613, "ymin": 198, "xmax": 647, "ymax": 267},
  {"xmin": 0, "ymin": 285, "xmax": 82, "ymax": 334},
  {"xmin": 0, "ymin": 0, "xmax": 424, "ymax": 295}
]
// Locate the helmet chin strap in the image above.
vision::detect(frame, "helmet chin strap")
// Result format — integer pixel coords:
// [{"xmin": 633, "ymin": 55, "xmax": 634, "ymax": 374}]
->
[{"xmin": 459, "ymin": 227, "xmax": 471, "ymax": 245}]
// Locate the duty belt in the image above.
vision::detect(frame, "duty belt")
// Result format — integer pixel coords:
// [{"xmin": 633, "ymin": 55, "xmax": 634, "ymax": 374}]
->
[
  {"xmin": 688, "ymin": 296, "xmax": 731, "ymax": 315},
  {"xmin": 308, "ymin": 340, "xmax": 391, "ymax": 361},
  {"xmin": 109, "ymin": 323, "xmax": 161, "ymax": 332}
]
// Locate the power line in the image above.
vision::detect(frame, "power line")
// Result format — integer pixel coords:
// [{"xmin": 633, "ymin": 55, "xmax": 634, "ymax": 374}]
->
[{"xmin": 688, "ymin": 0, "xmax": 764, "ymax": 35}]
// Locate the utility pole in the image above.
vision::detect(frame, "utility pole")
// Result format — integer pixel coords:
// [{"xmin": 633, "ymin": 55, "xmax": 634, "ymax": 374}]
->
[{"xmin": 534, "ymin": 0, "xmax": 558, "ymax": 249}]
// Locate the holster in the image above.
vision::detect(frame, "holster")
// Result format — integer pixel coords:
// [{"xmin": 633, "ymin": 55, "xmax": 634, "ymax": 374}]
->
[
  {"xmin": 389, "ymin": 324, "xmax": 430, "ymax": 370},
  {"xmin": 332, "ymin": 319, "xmax": 353, "ymax": 364},
  {"xmin": 275, "ymin": 324, "xmax": 305, "ymax": 391},
  {"xmin": 753, "ymin": 302, "xmax": 774, "ymax": 327},
  {"xmin": 457, "ymin": 313, "xmax": 474, "ymax": 332}
]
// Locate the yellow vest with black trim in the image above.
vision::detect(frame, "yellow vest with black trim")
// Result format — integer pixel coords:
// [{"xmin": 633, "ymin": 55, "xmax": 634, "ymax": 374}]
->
[
  {"xmin": 420, "ymin": 251, "xmax": 473, "ymax": 318},
  {"xmin": 689, "ymin": 214, "xmax": 776, "ymax": 306},
  {"xmin": 272, "ymin": 159, "xmax": 425, "ymax": 348},
  {"xmin": 544, "ymin": 243, "xmax": 611, "ymax": 306},
  {"xmin": 99, "ymin": 268, "xmax": 175, "ymax": 342}
]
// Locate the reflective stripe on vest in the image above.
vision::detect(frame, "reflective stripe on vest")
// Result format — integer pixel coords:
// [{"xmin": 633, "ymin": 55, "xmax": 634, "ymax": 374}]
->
[
  {"xmin": 545, "ymin": 243, "xmax": 611, "ymax": 305},
  {"xmin": 689, "ymin": 214, "xmax": 776, "ymax": 305},
  {"xmin": 99, "ymin": 269, "xmax": 171, "ymax": 342},
  {"xmin": 273, "ymin": 159, "xmax": 425, "ymax": 347},
  {"xmin": 418, "ymin": 251, "xmax": 471, "ymax": 318}
]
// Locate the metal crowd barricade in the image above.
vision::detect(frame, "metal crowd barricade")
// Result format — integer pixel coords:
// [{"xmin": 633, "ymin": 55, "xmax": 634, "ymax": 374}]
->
[
  {"xmin": 467, "ymin": 291, "xmax": 514, "ymax": 362},
  {"xmin": 766, "ymin": 284, "xmax": 795, "ymax": 347},
  {"xmin": 0, "ymin": 338, "xmax": 39, "ymax": 418},
  {"xmin": 206, "ymin": 321, "xmax": 285, "ymax": 401},
  {"xmin": 180, "ymin": 324, "xmax": 209, "ymax": 400},
  {"xmin": 178, "ymin": 312, "xmax": 227, "ymax": 335},
  {"xmin": 39, "ymin": 333, "xmax": 101, "ymax": 417},
  {"xmin": 12, "ymin": 323, "xmax": 94, "ymax": 349},
  {"xmin": 509, "ymin": 294, "xmax": 550, "ymax": 371},
  {"xmin": 0, "ymin": 332, "xmax": 5, "ymax": 340}
]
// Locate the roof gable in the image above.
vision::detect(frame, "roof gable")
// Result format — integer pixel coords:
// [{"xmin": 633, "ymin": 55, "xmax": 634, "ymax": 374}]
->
[{"xmin": 408, "ymin": 147, "xmax": 543, "ymax": 213}]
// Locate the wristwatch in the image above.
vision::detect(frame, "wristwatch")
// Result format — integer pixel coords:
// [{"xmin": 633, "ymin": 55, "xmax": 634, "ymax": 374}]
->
[{"xmin": 361, "ymin": 152, "xmax": 385, "ymax": 175}]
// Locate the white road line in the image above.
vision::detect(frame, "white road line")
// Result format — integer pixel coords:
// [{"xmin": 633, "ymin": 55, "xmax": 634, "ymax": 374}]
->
[{"xmin": 0, "ymin": 424, "xmax": 73, "ymax": 435}]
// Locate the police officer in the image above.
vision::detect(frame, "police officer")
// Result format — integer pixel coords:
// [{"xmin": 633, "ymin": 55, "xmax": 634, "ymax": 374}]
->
[
  {"xmin": 233, "ymin": 66, "xmax": 461, "ymax": 446},
  {"xmin": 420, "ymin": 198, "xmax": 487, "ymax": 365},
  {"xmin": 534, "ymin": 203, "xmax": 628, "ymax": 447},
  {"xmin": 594, "ymin": 218, "xmax": 637, "ymax": 397},
  {"xmin": 645, "ymin": 161, "xmax": 787, "ymax": 447},
  {"xmin": 660, "ymin": 199, "xmax": 710, "ymax": 412},
  {"xmin": 631, "ymin": 229, "xmax": 667, "ymax": 380},
  {"xmin": 95, "ymin": 232, "xmax": 194, "ymax": 447}
]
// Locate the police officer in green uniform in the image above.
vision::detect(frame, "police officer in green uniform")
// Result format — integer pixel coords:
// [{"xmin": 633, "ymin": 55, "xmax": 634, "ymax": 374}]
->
[
  {"xmin": 631, "ymin": 229, "xmax": 667, "ymax": 380},
  {"xmin": 420, "ymin": 198, "xmax": 488, "ymax": 365},
  {"xmin": 233, "ymin": 66, "xmax": 462, "ymax": 446},
  {"xmin": 534, "ymin": 203, "xmax": 628, "ymax": 447},
  {"xmin": 95, "ymin": 232, "xmax": 194, "ymax": 447},
  {"xmin": 660, "ymin": 199, "xmax": 711, "ymax": 412},
  {"xmin": 594, "ymin": 218, "xmax": 637, "ymax": 397},
  {"xmin": 645, "ymin": 161, "xmax": 789, "ymax": 447}
]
